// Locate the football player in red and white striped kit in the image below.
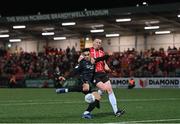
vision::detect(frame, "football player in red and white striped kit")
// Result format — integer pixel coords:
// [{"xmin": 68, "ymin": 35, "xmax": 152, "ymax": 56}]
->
[{"xmin": 90, "ymin": 38, "xmax": 125, "ymax": 117}]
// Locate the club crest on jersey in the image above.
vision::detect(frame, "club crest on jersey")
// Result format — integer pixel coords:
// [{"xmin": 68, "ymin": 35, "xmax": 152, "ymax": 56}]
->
[
  {"xmin": 93, "ymin": 79, "xmax": 96, "ymax": 83},
  {"xmin": 75, "ymin": 65, "xmax": 79, "ymax": 68}
]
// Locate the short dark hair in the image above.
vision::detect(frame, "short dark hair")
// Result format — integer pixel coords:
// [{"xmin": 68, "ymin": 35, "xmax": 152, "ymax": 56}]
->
[
  {"xmin": 81, "ymin": 48, "xmax": 90, "ymax": 52},
  {"xmin": 92, "ymin": 37, "xmax": 102, "ymax": 41}
]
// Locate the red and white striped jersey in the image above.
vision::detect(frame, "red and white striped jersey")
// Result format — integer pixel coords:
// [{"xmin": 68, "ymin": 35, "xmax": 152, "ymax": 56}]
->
[{"xmin": 90, "ymin": 47, "xmax": 105, "ymax": 72}]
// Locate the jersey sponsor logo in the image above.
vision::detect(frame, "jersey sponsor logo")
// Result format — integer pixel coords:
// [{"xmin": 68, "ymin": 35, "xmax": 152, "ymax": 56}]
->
[
  {"xmin": 149, "ymin": 79, "xmax": 179, "ymax": 85},
  {"xmin": 86, "ymin": 65, "xmax": 94, "ymax": 69}
]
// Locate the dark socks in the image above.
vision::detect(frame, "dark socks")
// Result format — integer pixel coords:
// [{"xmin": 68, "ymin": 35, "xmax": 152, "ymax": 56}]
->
[{"xmin": 86, "ymin": 99, "xmax": 100, "ymax": 112}]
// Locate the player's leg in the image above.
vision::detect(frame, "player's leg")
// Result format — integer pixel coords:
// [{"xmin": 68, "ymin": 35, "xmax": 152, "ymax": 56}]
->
[
  {"xmin": 96, "ymin": 80, "xmax": 125, "ymax": 117},
  {"xmin": 97, "ymin": 89, "xmax": 104, "ymax": 96},
  {"xmin": 56, "ymin": 87, "xmax": 69, "ymax": 93},
  {"xmin": 82, "ymin": 82, "xmax": 101, "ymax": 119},
  {"xmin": 104, "ymin": 80, "xmax": 125, "ymax": 116},
  {"xmin": 82, "ymin": 91, "xmax": 101, "ymax": 119},
  {"xmin": 83, "ymin": 83, "xmax": 100, "ymax": 106},
  {"xmin": 56, "ymin": 83, "xmax": 83, "ymax": 93},
  {"xmin": 56, "ymin": 79, "xmax": 83, "ymax": 93},
  {"xmin": 82, "ymin": 82, "xmax": 90, "ymax": 94}
]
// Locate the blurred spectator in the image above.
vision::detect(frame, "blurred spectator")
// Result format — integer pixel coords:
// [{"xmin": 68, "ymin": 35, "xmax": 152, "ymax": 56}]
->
[
  {"xmin": 9, "ymin": 74, "xmax": 17, "ymax": 88},
  {"xmin": 0, "ymin": 46, "xmax": 180, "ymax": 81}
]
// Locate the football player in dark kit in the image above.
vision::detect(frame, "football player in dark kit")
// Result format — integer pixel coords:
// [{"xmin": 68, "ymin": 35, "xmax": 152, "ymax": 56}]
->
[{"xmin": 56, "ymin": 48, "xmax": 109, "ymax": 119}]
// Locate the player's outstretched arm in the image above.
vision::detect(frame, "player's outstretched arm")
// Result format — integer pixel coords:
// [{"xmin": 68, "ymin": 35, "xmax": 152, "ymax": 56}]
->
[{"xmin": 95, "ymin": 55, "xmax": 110, "ymax": 63}]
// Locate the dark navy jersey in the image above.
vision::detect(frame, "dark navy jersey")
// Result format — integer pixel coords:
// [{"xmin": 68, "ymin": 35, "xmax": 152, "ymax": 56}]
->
[
  {"xmin": 66, "ymin": 55, "xmax": 109, "ymax": 84},
  {"xmin": 74, "ymin": 59, "xmax": 95, "ymax": 83}
]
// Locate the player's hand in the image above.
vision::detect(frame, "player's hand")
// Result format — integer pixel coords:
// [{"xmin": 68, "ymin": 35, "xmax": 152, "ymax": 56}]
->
[
  {"xmin": 106, "ymin": 51, "xmax": 113, "ymax": 56},
  {"xmin": 78, "ymin": 54, "xmax": 84, "ymax": 62},
  {"xmin": 59, "ymin": 76, "xmax": 66, "ymax": 81},
  {"xmin": 91, "ymin": 58, "xmax": 95, "ymax": 64},
  {"xmin": 104, "ymin": 63, "xmax": 112, "ymax": 72}
]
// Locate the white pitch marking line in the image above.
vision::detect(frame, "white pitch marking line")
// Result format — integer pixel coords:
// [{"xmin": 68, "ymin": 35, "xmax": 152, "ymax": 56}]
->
[
  {"xmin": 0, "ymin": 98, "xmax": 179, "ymax": 106},
  {"xmin": 127, "ymin": 118, "xmax": 180, "ymax": 123}
]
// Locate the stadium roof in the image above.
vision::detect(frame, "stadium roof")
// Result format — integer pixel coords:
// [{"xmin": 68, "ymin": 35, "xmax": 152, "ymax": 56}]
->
[
  {"xmin": 0, "ymin": 1, "xmax": 180, "ymax": 42},
  {"xmin": 0, "ymin": 0, "xmax": 179, "ymax": 16}
]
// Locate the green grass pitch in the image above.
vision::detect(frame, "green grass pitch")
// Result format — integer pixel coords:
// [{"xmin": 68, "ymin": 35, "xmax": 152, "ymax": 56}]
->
[{"xmin": 0, "ymin": 88, "xmax": 180, "ymax": 123}]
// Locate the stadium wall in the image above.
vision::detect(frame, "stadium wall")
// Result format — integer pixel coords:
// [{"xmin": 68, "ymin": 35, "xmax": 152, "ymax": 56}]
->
[
  {"xmin": 48, "ymin": 38, "xmax": 80, "ymax": 51},
  {"xmin": 102, "ymin": 35, "xmax": 145, "ymax": 52},
  {"xmin": 147, "ymin": 34, "xmax": 177, "ymax": 50},
  {"xmin": 102, "ymin": 33, "xmax": 180, "ymax": 52},
  {"xmin": 111, "ymin": 78, "xmax": 180, "ymax": 88},
  {"xmin": 1, "ymin": 77, "xmax": 180, "ymax": 88},
  {"xmin": 10, "ymin": 40, "xmax": 38, "ymax": 53},
  {"xmin": 1, "ymin": 33, "xmax": 180, "ymax": 53},
  {"xmin": 0, "ymin": 41, "xmax": 4, "ymax": 48},
  {"xmin": 2, "ymin": 38, "xmax": 80, "ymax": 53}
]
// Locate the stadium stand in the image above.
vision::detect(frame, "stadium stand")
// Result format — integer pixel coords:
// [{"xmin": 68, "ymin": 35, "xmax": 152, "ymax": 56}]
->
[{"xmin": 0, "ymin": 46, "xmax": 180, "ymax": 87}]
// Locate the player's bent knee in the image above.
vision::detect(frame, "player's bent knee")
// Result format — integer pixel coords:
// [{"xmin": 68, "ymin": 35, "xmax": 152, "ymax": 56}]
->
[
  {"xmin": 106, "ymin": 86, "xmax": 113, "ymax": 94},
  {"xmin": 82, "ymin": 83, "xmax": 90, "ymax": 92},
  {"xmin": 82, "ymin": 87, "xmax": 89, "ymax": 92},
  {"xmin": 82, "ymin": 90, "xmax": 90, "ymax": 95},
  {"xmin": 104, "ymin": 82, "xmax": 113, "ymax": 94},
  {"xmin": 97, "ymin": 83, "xmax": 112, "ymax": 94},
  {"xmin": 107, "ymin": 89, "xmax": 113, "ymax": 94},
  {"xmin": 96, "ymin": 82, "xmax": 107, "ymax": 91}
]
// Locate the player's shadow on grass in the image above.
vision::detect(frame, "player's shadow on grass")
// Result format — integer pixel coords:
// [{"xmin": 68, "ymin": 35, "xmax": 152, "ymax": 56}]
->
[{"xmin": 93, "ymin": 112, "xmax": 113, "ymax": 118}]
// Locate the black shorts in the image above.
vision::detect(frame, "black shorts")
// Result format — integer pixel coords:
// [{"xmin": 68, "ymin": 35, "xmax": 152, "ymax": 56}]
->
[
  {"xmin": 80, "ymin": 79, "xmax": 98, "ymax": 94},
  {"xmin": 93, "ymin": 72, "xmax": 110, "ymax": 84}
]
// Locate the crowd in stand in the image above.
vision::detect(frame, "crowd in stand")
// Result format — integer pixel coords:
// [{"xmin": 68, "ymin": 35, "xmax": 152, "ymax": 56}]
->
[
  {"xmin": 0, "ymin": 46, "xmax": 180, "ymax": 83},
  {"xmin": 0, "ymin": 46, "xmax": 79, "ymax": 81},
  {"xmin": 107, "ymin": 46, "xmax": 180, "ymax": 77}
]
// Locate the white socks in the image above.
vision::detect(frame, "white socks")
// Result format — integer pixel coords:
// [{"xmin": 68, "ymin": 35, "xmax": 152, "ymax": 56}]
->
[{"xmin": 108, "ymin": 92, "xmax": 118, "ymax": 114}]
